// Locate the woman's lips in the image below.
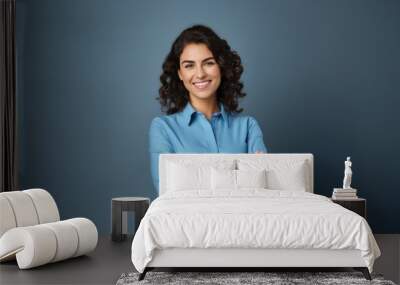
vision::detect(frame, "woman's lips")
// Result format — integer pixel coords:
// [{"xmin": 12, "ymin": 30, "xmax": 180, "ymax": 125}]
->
[{"xmin": 193, "ymin": 80, "xmax": 211, "ymax": 90}]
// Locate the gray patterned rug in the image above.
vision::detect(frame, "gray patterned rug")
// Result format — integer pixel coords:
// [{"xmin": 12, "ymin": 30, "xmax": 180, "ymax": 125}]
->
[{"xmin": 116, "ymin": 271, "xmax": 396, "ymax": 285}]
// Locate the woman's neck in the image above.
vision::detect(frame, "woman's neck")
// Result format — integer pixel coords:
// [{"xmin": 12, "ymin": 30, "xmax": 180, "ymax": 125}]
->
[{"xmin": 189, "ymin": 96, "xmax": 219, "ymax": 120}]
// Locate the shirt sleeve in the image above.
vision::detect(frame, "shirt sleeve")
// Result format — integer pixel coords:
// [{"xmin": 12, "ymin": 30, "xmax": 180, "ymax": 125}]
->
[
  {"xmin": 149, "ymin": 117, "xmax": 173, "ymax": 193},
  {"xmin": 247, "ymin": 116, "xmax": 268, "ymax": 153}
]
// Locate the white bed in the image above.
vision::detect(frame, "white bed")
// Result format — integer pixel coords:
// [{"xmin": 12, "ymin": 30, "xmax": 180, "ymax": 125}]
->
[{"xmin": 131, "ymin": 154, "xmax": 380, "ymax": 280}]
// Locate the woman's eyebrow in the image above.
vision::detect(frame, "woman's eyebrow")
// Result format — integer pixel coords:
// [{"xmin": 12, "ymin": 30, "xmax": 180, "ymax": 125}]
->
[
  {"xmin": 202, "ymin": 57, "xmax": 215, "ymax": 62},
  {"xmin": 180, "ymin": 57, "xmax": 215, "ymax": 64},
  {"xmin": 181, "ymin": 60, "xmax": 194, "ymax": 65}
]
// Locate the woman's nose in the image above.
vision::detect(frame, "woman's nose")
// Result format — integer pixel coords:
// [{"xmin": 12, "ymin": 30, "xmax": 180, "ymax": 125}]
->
[{"xmin": 195, "ymin": 66, "xmax": 206, "ymax": 79}]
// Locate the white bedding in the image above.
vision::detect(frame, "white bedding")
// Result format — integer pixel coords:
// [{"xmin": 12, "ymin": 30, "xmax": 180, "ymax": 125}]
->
[{"xmin": 131, "ymin": 190, "xmax": 380, "ymax": 273}]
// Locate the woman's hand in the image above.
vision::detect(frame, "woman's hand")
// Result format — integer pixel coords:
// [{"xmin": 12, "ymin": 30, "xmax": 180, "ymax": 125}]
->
[{"xmin": 255, "ymin": 151, "xmax": 264, "ymax": 154}]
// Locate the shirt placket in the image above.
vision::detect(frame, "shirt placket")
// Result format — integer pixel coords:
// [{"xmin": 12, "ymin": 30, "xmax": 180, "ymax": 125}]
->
[{"xmin": 200, "ymin": 113, "xmax": 219, "ymax": 153}]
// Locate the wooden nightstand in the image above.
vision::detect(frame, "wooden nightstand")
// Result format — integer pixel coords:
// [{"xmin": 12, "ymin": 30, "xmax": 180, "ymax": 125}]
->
[{"xmin": 331, "ymin": 198, "xmax": 366, "ymax": 219}]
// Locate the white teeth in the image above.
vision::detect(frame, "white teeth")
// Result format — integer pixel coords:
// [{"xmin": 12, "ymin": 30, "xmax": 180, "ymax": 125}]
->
[{"xmin": 193, "ymin": 81, "xmax": 211, "ymax": 89}]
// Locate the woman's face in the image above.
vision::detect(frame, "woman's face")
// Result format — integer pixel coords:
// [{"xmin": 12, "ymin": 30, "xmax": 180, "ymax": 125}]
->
[{"xmin": 178, "ymin": 43, "xmax": 221, "ymax": 102}]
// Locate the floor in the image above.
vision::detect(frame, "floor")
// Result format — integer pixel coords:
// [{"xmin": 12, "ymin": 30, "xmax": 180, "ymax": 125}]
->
[
  {"xmin": 374, "ymin": 234, "xmax": 400, "ymax": 284},
  {"xmin": 0, "ymin": 235, "xmax": 399, "ymax": 285},
  {"xmin": 0, "ymin": 236, "xmax": 133, "ymax": 285}
]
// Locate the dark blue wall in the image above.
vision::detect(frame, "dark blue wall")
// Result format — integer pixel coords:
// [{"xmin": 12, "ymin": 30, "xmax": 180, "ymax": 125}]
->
[{"xmin": 17, "ymin": 0, "xmax": 400, "ymax": 233}]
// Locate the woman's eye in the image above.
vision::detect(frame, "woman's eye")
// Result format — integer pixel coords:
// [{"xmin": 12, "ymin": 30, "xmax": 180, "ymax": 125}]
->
[
  {"xmin": 184, "ymin": 64, "xmax": 193, "ymax": 69},
  {"xmin": 206, "ymin": 61, "xmax": 215, "ymax": 66}
]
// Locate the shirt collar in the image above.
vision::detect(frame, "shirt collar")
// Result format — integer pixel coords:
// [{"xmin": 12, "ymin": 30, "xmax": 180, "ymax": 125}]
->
[
  {"xmin": 182, "ymin": 102, "xmax": 197, "ymax": 126},
  {"xmin": 219, "ymin": 104, "xmax": 229, "ymax": 126},
  {"xmin": 182, "ymin": 102, "xmax": 230, "ymax": 127}
]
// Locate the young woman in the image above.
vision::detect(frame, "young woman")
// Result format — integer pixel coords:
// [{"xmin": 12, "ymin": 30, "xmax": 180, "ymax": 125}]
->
[{"xmin": 150, "ymin": 25, "xmax": 267, "ymax": 192}]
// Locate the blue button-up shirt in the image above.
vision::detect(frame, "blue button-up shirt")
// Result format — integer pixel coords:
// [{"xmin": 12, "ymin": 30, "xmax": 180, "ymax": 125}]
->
[{"xmin": 149, "ymin": 102, "xmax": 267, "ymax": 192}]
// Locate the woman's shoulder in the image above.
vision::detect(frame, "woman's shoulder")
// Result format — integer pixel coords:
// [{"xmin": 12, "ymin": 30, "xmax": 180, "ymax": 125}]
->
[
  {"xmin": 151, "ymin": 112, "xmax": 180, "ymax": 123},
  {"xmin": 229, "ymin": 113, "xmax": 260, "ymax": 125},
  {"xmin": 150, "ymin": 115, "xmax": 167, "ymax": 128},
  {"xmin": 150, "ymin": 113, "xmax": 181, "ymax": 130}
]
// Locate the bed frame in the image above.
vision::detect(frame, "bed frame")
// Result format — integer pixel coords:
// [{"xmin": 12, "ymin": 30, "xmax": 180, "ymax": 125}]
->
[{"xmin": 139, "ymin": 154, "xmax": 371, "ymax": 280}]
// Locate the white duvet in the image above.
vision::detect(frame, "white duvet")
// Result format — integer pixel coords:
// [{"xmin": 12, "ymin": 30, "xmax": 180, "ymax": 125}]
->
[{"xmin": 131, "ymin": 190, "xmax": 380, "ymax": 273}]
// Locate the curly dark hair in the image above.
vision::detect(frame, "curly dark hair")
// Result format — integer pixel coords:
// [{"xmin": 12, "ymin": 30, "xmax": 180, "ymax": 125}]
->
[{"xmin": 158, "ymin": 25, "xmax": 246, "ymax": 115}]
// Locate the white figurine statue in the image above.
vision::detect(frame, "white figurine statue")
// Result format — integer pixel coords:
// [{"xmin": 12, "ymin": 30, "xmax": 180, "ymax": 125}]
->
[{"xmin": 342, "ymin": 157, "xmax": 353, "ymax": 189}]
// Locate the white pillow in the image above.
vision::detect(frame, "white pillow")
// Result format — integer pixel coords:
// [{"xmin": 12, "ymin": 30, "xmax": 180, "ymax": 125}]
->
[
  {"xmin": 211, "ymin": 168, "xmax": 236, "ymax": 189},
  {"xmin": 266, "ymin": 166, "xmax": 307, "ymax": 191},
  {"xmin": 237, "ymin": 159, "xmax": 309, "ymax": 191},
  {"xmin": 211, "ymin": 168, "xmax": 267, "ymax": 190},
  {"xmin": 237, "ymin": 169, "xmax": 267, "ymax": 188},
  {"xmin": 167, "ymin": 160, "xmax": 235, "ymax": 191}
]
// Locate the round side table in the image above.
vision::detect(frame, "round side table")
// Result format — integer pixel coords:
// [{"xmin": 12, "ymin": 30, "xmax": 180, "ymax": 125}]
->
[{"xmin": 111, "ymin": 197, "xmax": 150, "ymax": 242}]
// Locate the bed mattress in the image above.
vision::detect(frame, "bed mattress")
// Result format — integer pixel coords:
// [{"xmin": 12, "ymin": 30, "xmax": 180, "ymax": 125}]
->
[{"xmin": 131, "ymin": 190, "xmax": 380, "ymax": 273}]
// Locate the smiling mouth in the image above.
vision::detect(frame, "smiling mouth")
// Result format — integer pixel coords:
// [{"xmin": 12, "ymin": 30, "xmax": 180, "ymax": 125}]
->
[{"xmin": 193, "ymin": 80, "xmax": 211, "ymax": 89}]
